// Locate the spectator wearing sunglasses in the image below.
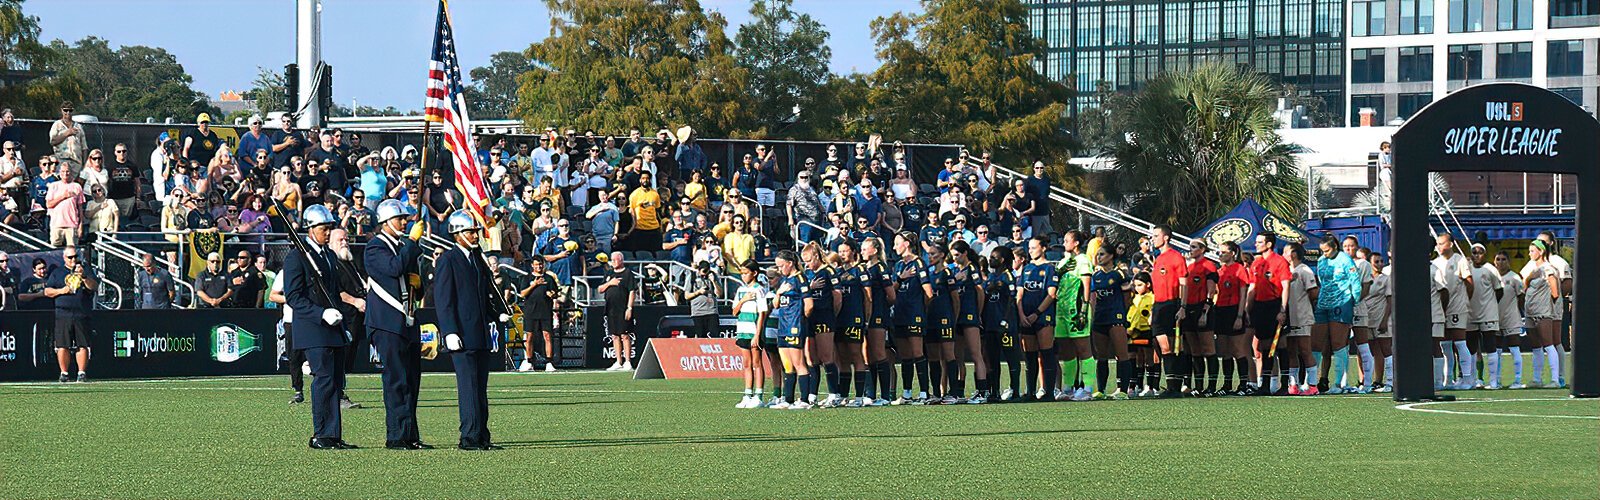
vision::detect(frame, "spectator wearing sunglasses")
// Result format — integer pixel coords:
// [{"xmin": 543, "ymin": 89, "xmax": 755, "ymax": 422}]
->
[{"xmin": 236, "ymin": 115, "xmax": 274, "ymax": 177}]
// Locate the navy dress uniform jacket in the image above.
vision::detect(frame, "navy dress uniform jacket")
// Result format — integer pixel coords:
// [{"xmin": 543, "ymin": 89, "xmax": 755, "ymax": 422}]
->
[
  {"xmin": 283, "ymin": 240, "xmax": 347, "ymax": 349},
  {"xmin": 363, "ymin": 234, "xmax": 421, "ymax": 338},
  {"xmin": 433, "ymin": 245, "xmax": 494, "ymax": 350}
]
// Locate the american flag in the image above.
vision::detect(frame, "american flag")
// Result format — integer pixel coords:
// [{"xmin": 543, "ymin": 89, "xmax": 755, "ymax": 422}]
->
[{"xmin": 424, "ymin": 0, "xmax": 491, "ymax": 222}]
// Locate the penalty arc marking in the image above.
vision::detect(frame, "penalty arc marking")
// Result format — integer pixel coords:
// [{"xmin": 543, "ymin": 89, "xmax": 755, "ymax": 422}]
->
[{"xmin": 1395, "ymin": 398, "xmax": 1599, "ymax": 420}]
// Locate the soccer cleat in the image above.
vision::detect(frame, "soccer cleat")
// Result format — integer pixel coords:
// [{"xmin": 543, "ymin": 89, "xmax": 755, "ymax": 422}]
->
[
  {"xmin": 999, "ymin": 388, "xmax": 1015, "ymax": 401},
  {"xmin": 1508, "ymin": 383, "xmax": 1528, "ymax": 390},
  {"xmin": 939, "ymin": 396, "xmax": 958, "ymax": 405},
  {"xmin": 1071, "ymin": 388, "xmax": 1092, "ymax": 402},
  {"xmin": 1327, "ymin": 387, "xmax": 1345, "ymax": 395},
  {"xmin": 735, "ymin": 397, "xmax": 753, "ymax": 409},
  {"xmin": 1301, "ymin": 385, "xmax": 1319, "ymax": 396},
  {"xmin": 967, "ymin": 394, "xmax": 987, "ymax": 404},
  {"xmin": 1483, "ymin": 383, "xmax": 1500, "ymax": 390},
  {"xmin": 763, "ymin": 396, "xmax": 782, "ymax": 408},
  {"xmin": 910, "ymin": 396, "xmax": 929, "ymax": 406},
  {"xmin": 517, "ymin": 360, "xmax": 534, "ymax": 372},
  {"xmin": 1137, "ymin": 387, "xmax": 1156, "ymax": 398},
  {"xmin": 1287, "ymin": 385, "xmax": 1302, "ymax": 396},
  {"xmin": 1374, "ymin": 384, "xmax": 1392, "ymax": 393},
  {"xmin": 75, "ymin": 372, "xmax": 87, "ymax": 383},
  {"xmin": 544, "ymin": 363, "xmax": 557, "ymax": 372},
  {"xmin": 1053, "ymin": 389, "xmax": 1069, "ymax": 401},
  {"xmin": 871, "ymin": 398, "xmax": 889, "ymax": 407},
  {"xmin": 770, "ymin": 401, "xmax": 791, "ymax": 410},
  {"xmin": 1035, "ymin": 388, "xmax": 1047, "ymax": 400},
  {"xmin": 820, "ymin": 394, "xmax": 844, "ymax": 408},
  {"xmin": 290, "ymin": 391, "xmax": 305, "ymax": 404},
  {"xmin": 843, "ymin": 397, "xmax": 863, "ymax": 408},
  {"xmin": 1110, "ymin": 390, "xmax": 1129, "ymax": 400},
  {"xmin": 890, "ymin": 397, "xmax": 907, "ymax": 406},
  {"xmin": 789, "ymin": 401, "xmax": 813, "ymax": 410},
  {"xmin": 1091, "ymin": 391, "xmax": 1107, "ymax": 400}
]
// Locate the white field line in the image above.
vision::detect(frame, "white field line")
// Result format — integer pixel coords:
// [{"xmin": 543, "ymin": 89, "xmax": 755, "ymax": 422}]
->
[{"xmin": 1394, "ymin": 397, "xmax": 1599, "ymax": 420}]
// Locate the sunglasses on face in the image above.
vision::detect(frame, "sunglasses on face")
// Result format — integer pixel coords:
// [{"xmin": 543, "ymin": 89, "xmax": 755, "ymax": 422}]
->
[{"xmin": 115, "ymin": 150, "xmax": 127, "ymax": 154}]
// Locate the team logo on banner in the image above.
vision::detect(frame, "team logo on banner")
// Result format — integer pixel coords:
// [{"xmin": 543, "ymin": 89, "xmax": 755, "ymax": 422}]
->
[
  {"xmin": 1204, "ymin": 218, "xmax": 1252, "ymax": 248},
  {"xmin": 115, "ymin": 331, "xmax": 196, "ymax": 358},
  {"xmin": 1260, "ymin": 214, "xmax": 1304, "ymax": 243},
  {"xmin": 187, "ymin": 231, "xmax": 224, "ymax": 279},
  {"xmin": 420, "ymin": 324, "xmax": 440, "ymax": 360},
  {"xmin": 209, "ymin": 324, "xmax": 260, "ymax": 363}
]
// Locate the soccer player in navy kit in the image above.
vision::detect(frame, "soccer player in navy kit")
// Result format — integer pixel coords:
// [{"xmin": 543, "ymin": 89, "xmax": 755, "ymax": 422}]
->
[
  {"xmin": 800, "ymin": 243, "xmax": 837, "ymax": 406},
  {"xmin": 891, "ymin": 232, "xmax": 931, "ymax": 404},
  {"xmin": 951, "ymin": 240, "xmax": 989, "ymax": 403},
  {"xmin": 983, "ymin": 247, "xmax": 1022, "ymax": 401},
  {"xmin": 1017, "ymin": 237, "xmax": 1059, "ymax": 401},
  {"xmin": 861, "ymin": 237, "xmax": 895, "ymax": 406},
  {"xmin": 833, "ymin": 241, "xmax": 872, "ymax": 406},
  {"xmin": 772, "ymin": 250, "xmax": 814, "ymax": 409},
  {"xmin": 924, "ymin": 243, "xmax": 958, "ymax": 404},
  {"xmin": 1090, "ymin": 246, "xmax": 1133, "ymax": 399}
]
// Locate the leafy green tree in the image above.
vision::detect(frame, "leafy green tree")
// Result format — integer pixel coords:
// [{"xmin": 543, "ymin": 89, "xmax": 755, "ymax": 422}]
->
[
  {"xmin": 734, "ymin": 0, "xmax": 831, "ymax": 137},
  {"xmin": 866, "ymin": 0, "xmax": 1075, "ymax": 169},
  {"xmin": 515, "ymin": 0, "xmax": 755, "ymax": 137},
  {"xmin": 467, "ymin": 50, "xmax": 529, "ymax": 118},
  {"xmin": 327, "ymin": 104, "xmax": 416, "ymax": 117},
  {"xmin": 1103, "ymin": 61, "xmax": 1308, "ymax": 232},
  {"xmin": 0, "ymin": 0, "xmax": 81, "ymax": 116},
  {"xmin": 42, "ymin": 37, "xmax": 217, "ymax": 122},
  {"xmin": 243, "ymin": 66, "xmax": 288, "ymax": 117}
]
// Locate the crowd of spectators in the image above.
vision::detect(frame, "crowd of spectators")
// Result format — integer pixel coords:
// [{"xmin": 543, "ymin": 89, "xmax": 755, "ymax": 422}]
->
[{"xmin": 1, "ymin": 101, "xmax": 1118, "ymax": 313}]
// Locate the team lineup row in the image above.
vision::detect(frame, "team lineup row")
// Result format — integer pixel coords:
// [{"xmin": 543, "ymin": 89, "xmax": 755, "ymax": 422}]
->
[{"xmin": 718, "ymin": 228, "xmax": 1570, "ymax": 409}]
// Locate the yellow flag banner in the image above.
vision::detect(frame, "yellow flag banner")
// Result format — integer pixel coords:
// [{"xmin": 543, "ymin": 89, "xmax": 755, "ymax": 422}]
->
[{"xmin": 187, "ymin": 230, "xmax": 224, "ymax": 279}]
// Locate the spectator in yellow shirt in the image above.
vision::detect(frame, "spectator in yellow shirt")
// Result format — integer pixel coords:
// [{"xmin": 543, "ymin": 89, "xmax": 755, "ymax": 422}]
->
[
  {"xmin": 625, "ymin": 171, "xmax": 662, "ymax": 250},
  {"xmin": 722, "ymin": 214, "xmax": 755, "ymax": 273}
]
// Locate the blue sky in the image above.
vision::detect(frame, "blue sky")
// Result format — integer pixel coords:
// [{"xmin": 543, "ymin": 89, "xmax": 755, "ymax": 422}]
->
[{"xmin": 24, "ymin": 0, "xmax": 916, "ymax": 113}]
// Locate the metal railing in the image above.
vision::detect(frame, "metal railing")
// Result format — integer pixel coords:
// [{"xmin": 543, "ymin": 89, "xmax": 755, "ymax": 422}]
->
[
  {"xmin": 793, "ymin": 220, "xmax": 830, "ymax": 251},
  {"xmin": 989, "ymin": 163, "xmax": 1197, "ymax": 251},
  {"xmin": 94, "ymin": 234, "xmax": 198, "ymax": 309},
  {"xmin": 96, "ymin": 276, "xmax": 123, "ymax": 310},
  {"xmin": 0, "ymin": 220, "xmax": 49, "ymax": 252}
]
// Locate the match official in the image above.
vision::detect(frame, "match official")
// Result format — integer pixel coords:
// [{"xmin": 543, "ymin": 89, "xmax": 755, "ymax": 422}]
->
[
  {"xmin": 434, "ymin": 210, "xmax": 501, "ymax": 451},
  {"xmin": 284, "ymin": 204, "xmax": 355, "ymax": 450},
  {"xmin": 364, "ymin": 200, "xmax": 430, "ymax": 450}
]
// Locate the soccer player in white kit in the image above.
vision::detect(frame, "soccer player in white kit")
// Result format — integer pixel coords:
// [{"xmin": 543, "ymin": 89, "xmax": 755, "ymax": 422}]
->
[
  {"xmin": 1428, "ymin": 254, "xmax": 1451, "ymax": 390},
  {"xmin": 1431, "ymin": 234, "xmax": 1473, "ymax": 389},
  {"xmin": 1490, "ymin": 251, "xmax": 1525, "ymax": 390},
  {"xmin": 1464, "ymin": 244, "xmax": 1503, "ymax": 389}
]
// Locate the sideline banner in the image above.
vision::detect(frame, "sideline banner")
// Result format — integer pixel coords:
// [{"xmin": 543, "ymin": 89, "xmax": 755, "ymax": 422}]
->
[
  {"xmin": 0, "ymin": 309, "xmax": 282, "ymax": 381},
  {"xmin": 633, "ymin": 337, "xmax": 769, "ymax": 380}
]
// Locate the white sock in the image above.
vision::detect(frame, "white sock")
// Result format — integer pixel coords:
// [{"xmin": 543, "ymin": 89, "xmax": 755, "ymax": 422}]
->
[
  {"xmin": 1443, "ymin": 342, "xmax": 1458, "ymax": 382},
  {"xmin": 1288, "ymin": 369, "xmax": 1300, "ymax": 387},
  {"xmin": 1532, "ymin": 347, "xmax": 1546, "ymax": 384},
  {"xmin": 1485, "ymin": 349, "xmax": 1501, "ymax": 386},
  {"xmin": 1453, "ymin": 341, "xmax": 1473, "ymax": 384},
  {"xmin": 1357, "ymin": 344, "xmax": 1374, "ymax": 388},
  {"xmin": 1545, "ymin": 346, "xmax": 1563, "ymax": 384},
  {"xmin": 1508, "ymin": 346, "xmax": 1523, "ymax": 383},
  {"xmin": 1433, "ymin": 357, "xmax": 1447, "ymax": 388}
]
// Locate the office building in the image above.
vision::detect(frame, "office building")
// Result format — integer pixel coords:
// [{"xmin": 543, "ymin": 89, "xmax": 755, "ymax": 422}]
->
[
  {"xmin": 1347, "ymin": 0, "xmax": 1600, "ymax": 125},
  {"xmin": 1026, "ymin": 0, "xmax": 1348, "ymax": 126}
]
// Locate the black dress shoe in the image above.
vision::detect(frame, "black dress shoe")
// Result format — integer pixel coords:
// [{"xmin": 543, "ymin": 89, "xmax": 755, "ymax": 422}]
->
[
  {"xmin": 386, "ymin": 441, "xmax": 411, "ymax": 450},
  {"xmin": 309, "ymin": 437, "xmax": 340, "ymax": 450},
  {"xmin": 410, "ymin": 442, "xmax": 435, "ymax": 450},
  {"xmin": 481, "ymin": 443, "xmax": 503, "ymax": 450},
  {"xmin": 334, "ymin": 440, "xmax": 359, "ymax": 449},
  {"xmin": 457, "ymin": 443, "xmax": 484, "ymax": 451}
]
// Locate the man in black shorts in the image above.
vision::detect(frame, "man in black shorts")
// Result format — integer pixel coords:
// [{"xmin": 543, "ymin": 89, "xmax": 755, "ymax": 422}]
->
[
  {"xmin": 43, "ymin": 246, "xmax": 99, "ymax": 383},
  {"xmin": 1244, "ymin": 233, "xmax": 1291, "ymax": 394},
  {"xmin": 519, "ymin": 258, "xmax": 560, "ymax": 372},
  {"xmin": 597, "ymin": 252, "xmax": 637, "ymax": 372}
]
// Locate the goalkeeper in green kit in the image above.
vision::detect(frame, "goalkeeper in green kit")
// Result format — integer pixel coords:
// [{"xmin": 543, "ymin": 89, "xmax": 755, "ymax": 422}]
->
[{"xmin": 1053, "ymin": 230, "xmax": 1096, "ymax": 401}]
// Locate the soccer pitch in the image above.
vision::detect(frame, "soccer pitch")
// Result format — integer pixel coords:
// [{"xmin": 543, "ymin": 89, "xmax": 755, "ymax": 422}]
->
[{"xmin": 2, "ymin": 371, "xmax": 1595, "ymax": 499}]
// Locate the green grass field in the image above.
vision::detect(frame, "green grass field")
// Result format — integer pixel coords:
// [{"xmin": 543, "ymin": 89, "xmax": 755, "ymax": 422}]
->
[{"xmin": 2, "ymin": 370, "xmax": 1595, "ymax": 499}]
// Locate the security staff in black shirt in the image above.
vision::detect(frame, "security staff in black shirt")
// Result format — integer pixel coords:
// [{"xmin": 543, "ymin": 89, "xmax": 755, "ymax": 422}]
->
[
  {"xmin": 283, "ymin": 204, "xmax": 355, "ymax": 450},
  {"xmin": 433, "ymin": 209, "xmax": 505, "ymax": 450},
  {"xmin": 364, "ymin": 200, "xmax": 429, "ymax": 450}
]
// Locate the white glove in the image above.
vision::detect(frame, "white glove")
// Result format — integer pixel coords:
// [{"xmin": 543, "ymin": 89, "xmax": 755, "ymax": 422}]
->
[
  {"xmin": 444, "ymin": 333, "xmax": 463, "ymax": 352},
  {"xmin": 498, "ymin": 313, "xmax": 512, "ymax": 323},
  {"xmin": 322, "ymin": 308, "xmax": 344, "ymax": 326}
]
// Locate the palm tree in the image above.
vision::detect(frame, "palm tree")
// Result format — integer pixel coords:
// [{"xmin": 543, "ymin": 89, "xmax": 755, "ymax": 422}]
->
[{"xmin": 1102, "ymin": 61, "xmax": 1308, "ymax": 233}]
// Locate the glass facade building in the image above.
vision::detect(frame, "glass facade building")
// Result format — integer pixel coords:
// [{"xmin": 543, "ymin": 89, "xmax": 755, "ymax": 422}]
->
[
  {"xmin": 1348, "ymin": 0, "xmax": 1600, "ymax": 125},
  {"xmin": 1025, "ymin": 0, "xmax": 1348, "ymax": 125}
]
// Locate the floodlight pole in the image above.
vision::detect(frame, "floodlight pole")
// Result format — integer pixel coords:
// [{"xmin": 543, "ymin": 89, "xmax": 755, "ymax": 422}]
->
[{"xmin": 296, "ymin": 0, "xmax": 323, "ymax": 129}]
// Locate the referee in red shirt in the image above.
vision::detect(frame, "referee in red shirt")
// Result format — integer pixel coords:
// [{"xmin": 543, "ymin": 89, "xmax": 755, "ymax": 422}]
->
[
  {"xmin": 1180, "ymin": 241, "xmax": 1219, "ymax": 396},
  {"xmin": 1243, "ymin": 232, "xmax": 1292, "ymax": 394},
  {"xmin": 1149, "ymin": 225, "xmax": 1187, "ymax": 397}
]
